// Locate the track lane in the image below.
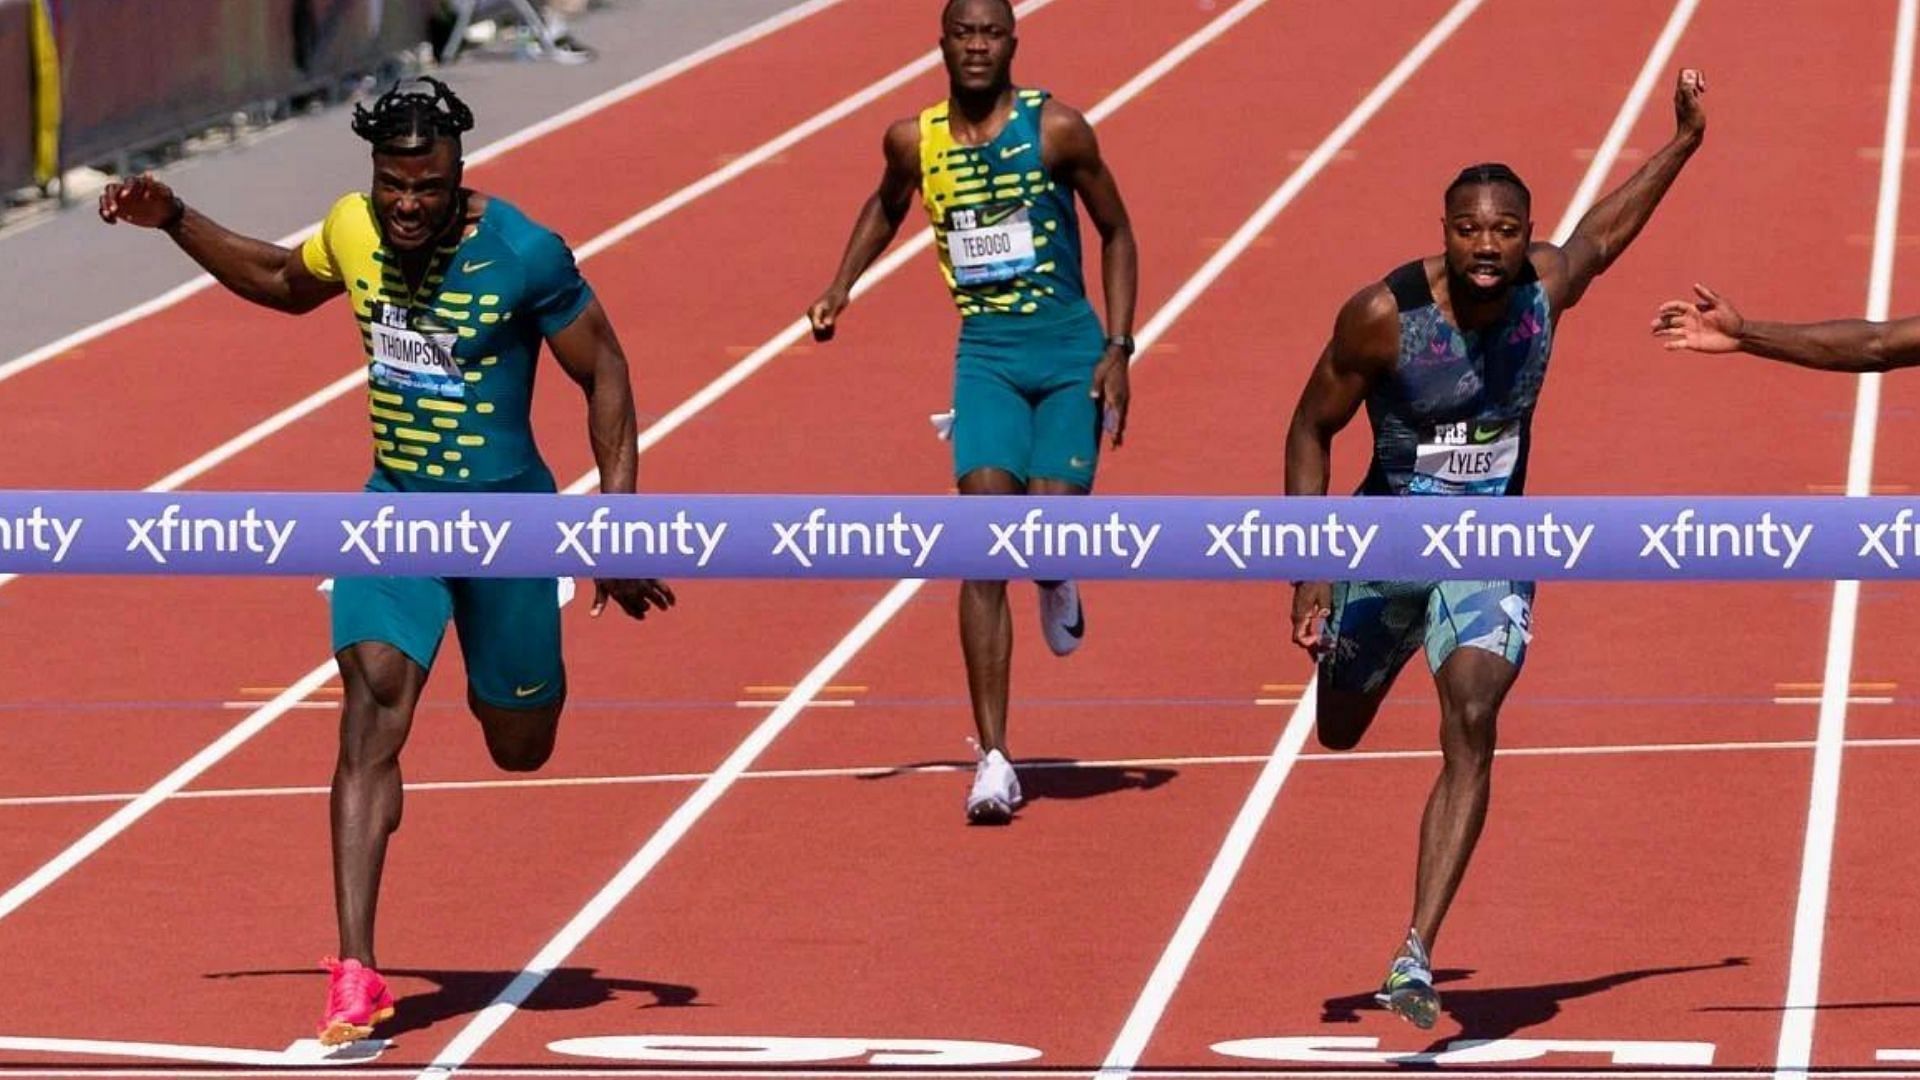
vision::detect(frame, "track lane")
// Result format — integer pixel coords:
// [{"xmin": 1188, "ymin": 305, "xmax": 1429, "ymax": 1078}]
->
[{"xmin": 1136, "ymin": 0, "xmax": 1887, "ymax": 1068}]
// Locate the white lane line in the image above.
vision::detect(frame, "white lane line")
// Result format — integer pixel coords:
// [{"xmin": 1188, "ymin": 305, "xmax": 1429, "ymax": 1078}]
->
[
  {"xmin": 13, "ymin": 733, "xmax": 1920, "ymax": 810},
  {"xmin": 411, "ymin": 3, "xmax": 1284, "ymax": 1073},
  {"xmin": 0, "ymin": 662, "xmax": 338, "ymax": 920},
  {"xmin": 0, "ymin": 0, "xmax": 1062, "ymax": 591},
  {"xmin": 0, "ymin": 1, "xmax": 1101, "ymax": 913},
  {"xmin": 0, "ymin": 0, "xmax": 852, "ymax": 388},
  {"xmin": 1552, "ymin": 0, "xmax": 1703, "ymax": 243},
  {"xmin": 1773, "ymin": 0, "xmax": 1915, "ymax": 1075},
  {"xmin": 1097, "ymin": 0, "xmax": 1702, "ymax": 1072}
]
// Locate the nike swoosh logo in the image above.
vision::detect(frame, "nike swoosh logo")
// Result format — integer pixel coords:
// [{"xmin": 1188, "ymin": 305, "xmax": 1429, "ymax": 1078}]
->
[
  {"xmin": 1000, "ymin": 142, "xmax": 1031, "ymax": 159},
  {"xmin": 979, "ymin": 204, "xmax": 1022, "ymax": 227},
  {"xmin": 513, "ymin": 682, "xmax": 548, "ymax": 699},
  {"xmin": 1470, "ymin": 423, "xmax": 1507, "ymax": 444},
  {"xmin": 462, "ymin": 260, "xmax": 496, "ymax": 273},
  {"xmin": 1062, "ymin": 608, "xmax": 1084, "ymax": 639},
  {"xmin": 1069, "ymin": 456, "xmax": 1091, "ymax": 469}
]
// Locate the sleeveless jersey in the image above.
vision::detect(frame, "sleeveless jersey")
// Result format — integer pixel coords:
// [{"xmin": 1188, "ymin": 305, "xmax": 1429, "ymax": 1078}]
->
[
  {"xmin": 1360, "ymin": 259, "xmax": 1553, "ymax": 496},
  {"xmin": 918, "ymin": 87, "xmax": 1088, "ymax": 319}
]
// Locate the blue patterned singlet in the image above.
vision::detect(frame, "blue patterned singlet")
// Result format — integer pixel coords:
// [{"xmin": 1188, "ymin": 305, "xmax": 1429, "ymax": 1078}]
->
[{"xmin": 1360, "ymin": 259, "xmax": 1553, "ymax": 496}]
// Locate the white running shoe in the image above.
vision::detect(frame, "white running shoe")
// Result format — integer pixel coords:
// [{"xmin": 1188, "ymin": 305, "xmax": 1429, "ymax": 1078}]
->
[
  {"xmin": 966, "ymin": 745, "xmax": 1023, "ymax": 824},
  {"xmin": 1038, "ymin": 580, "xmax": 1085, "ymax": 657}
]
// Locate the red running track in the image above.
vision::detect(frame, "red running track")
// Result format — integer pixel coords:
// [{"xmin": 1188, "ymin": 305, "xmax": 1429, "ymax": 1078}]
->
[{"xmin": 0, "ymin": 0, "xmax": 1915, "ymax": 1074}]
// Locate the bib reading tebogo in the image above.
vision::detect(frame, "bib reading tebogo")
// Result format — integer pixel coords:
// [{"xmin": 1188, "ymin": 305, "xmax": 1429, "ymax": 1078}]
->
[{"xmin": 946, "ymin": 201, "xmax": 1038, "ymax": 286}]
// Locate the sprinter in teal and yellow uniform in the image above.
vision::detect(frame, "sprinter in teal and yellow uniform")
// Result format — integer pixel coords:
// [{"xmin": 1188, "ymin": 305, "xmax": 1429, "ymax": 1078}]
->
[
  {"xmin": 98, "ymin": 78, "xmax": 675, "ymax": 1045},
  {"xmin": 808, "ymin": 0, "xmax": 1138, "ymax": 825}
]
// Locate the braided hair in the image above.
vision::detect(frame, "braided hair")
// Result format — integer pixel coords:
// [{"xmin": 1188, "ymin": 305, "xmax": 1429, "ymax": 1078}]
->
[
  {"xmin": 1445, "ymin": 162, "xmax": 1531, "ymax": 212},
  {"xmin": 350, "ymin": 77, "xmax": 475, "ymax": 157}
]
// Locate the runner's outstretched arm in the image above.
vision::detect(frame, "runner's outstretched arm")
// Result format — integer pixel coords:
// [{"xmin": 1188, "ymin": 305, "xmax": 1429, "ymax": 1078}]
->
[
  {"xmin": 98, "ymin": 173, "xmax": 340, "ymax": 314},
  {"xmin": 1535, "ymin": 69, "xmax": 1707, "ymax": 312},
  {"xmin": 1654, "ymin": 284, "xmax": 1920, "ymax": 372}
]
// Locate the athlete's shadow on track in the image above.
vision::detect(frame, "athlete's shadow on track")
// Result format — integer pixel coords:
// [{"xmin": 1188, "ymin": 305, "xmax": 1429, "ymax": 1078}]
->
[
  {"xmin": 858, "ymin": 758, "xmax": 1177, "ymax": 802},
  {"xmin": 205, "ymin": 967, "xmax": 705, "ymax": 1040},
  {"xmin": 1320, "ymin": 957, "xmax": 1749, "ymax": 1054}
]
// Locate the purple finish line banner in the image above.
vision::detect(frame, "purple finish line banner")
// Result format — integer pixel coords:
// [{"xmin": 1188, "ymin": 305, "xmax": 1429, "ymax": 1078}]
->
[{"xmin": 3, "ymin": 491, "xmax": 1920, "ymax": 580}]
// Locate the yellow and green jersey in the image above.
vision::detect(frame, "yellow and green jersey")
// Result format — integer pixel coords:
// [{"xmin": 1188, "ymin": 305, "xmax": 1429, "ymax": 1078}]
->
[
  {"xmin": 301, "ymin": 193, "xmax": 592, "ymax": 488},
  {"xmin": 919, "ymin": 88, "xmax": 1088, "ymax": 320}
]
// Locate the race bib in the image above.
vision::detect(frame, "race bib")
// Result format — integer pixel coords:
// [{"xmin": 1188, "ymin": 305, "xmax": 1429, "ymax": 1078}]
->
[
  {"xmin": 946, "ymin": 201, "xmax": 1037, "ymax": 286},
  {"xmin": 1411, "ymin": 418, "xmax": 1520, "ymax": 495},
  {"xmin": 368, "ymin": 302, "xmax": 464, "ymax": 398}
]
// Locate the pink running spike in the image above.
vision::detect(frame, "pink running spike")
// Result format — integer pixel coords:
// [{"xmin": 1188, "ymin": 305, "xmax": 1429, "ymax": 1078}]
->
[{"xmin": 317, "ymin": 957, "xmax": 396, "ymax": 1046}]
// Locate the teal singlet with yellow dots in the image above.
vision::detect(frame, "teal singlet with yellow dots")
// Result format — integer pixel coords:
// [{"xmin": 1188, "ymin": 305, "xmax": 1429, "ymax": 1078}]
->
[
  {"xmin": 920, "ymin": 87, "xmax": 1088, "ymax": 318},
  {"xmin": 919, "ymin": 88, "xmax": 1107, "ymax": 489},
  {"xmin": 299, "ymin": 192, "xmax": 590, "ymax": 705},
  {"xmin": 301, "ymin": 192, "xmax": 590, "ymax": 491}
]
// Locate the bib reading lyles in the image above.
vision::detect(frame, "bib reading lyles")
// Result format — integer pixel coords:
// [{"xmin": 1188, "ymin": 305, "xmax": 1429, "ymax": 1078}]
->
[
  {"xmin": 1411, "ymin": 418, "xmax": 1520, "ymax": 495},
  {"xmin": 1360, "ymin": 260, "xmax": 1552, "ymax": 499},
  {"xmin": 369, "ymin": 302, "xmax": 465, "ymax": 399},
  {"xmin": 946, "ymin": 201, "xmax": 1038, "ymax": 287}
]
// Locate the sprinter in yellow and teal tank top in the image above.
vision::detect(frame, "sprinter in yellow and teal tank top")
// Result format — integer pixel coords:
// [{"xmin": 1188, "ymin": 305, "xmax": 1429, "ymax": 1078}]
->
[
  {"xmin": 808, "ymin": 0, "xmax": 1139, "ymax": 826},
  {"xmin": 95, "ymin": 77, "xmax": 675, "ymax": 1045}
]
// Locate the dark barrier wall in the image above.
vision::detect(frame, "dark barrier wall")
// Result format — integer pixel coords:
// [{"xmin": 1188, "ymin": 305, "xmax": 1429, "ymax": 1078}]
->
[
  {"xmin": 43, "ymin": 0, "xmax": 428, "ymax": 173},
  {"xmin": 295, "ymin": 0, "xmax": 428, "ymax": 85},
  {"xmin": 57, "ymin": 1, "xmax": 298, "ymax": 169},
  {"xmin": 0, "ymin": 0, "xmax": 33, "ymax": 191}
]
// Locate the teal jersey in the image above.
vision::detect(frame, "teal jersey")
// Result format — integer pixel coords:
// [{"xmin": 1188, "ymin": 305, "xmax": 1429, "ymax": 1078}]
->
[
  {"xmin": 302, "ymin": 193, "xmax": 593, "ymax": 488},
  {"xmin": 919, "ymin": 88, "xmax": 1090, "ymax": 320}
]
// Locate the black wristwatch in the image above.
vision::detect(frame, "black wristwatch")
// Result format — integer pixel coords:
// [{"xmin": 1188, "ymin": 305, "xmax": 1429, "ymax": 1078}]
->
[{"xmin": 1105, "ymin": 334, "xmax": 1136, "ymax": 357}]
